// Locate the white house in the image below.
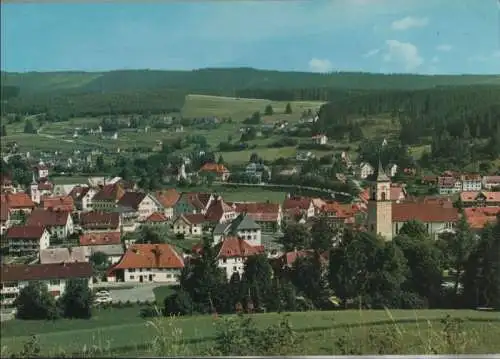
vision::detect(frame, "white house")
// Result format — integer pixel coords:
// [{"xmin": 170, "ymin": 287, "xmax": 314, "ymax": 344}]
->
[
  {"xmin": 386, "ymin": 164, "xmax": 398, "ymax": 178},
  {"xmin": 438, "ymin": 176, "xmax": 462, "ymax": 195},
  {"xmin": 213, "ymin": 213, "xmax": 262, "ymax": 246},
  {"xmin": 6, "ymin": 225, "xmax": 51, "ymax": 257},
  {"xmin": 117, "ymin": 192, "xmax": 163, "ymax": 221},
  {"xmin": 107, "ymin": 244, "xmax": 184, "ymax": 284},
  {"xmin": 359, "ymin": 162, "xmax": 375, "ymax": 179},
  {"xmin": 311, "ymin": 134, "xmax": 328, "ymax": 145},
  {"xmin": 26, "ymin": 209, "xmax": 74, "ymax": 239},
  {"xmin": 69, "ymin": 186, "xmax": 97, "ymax": 212},
  {"xmin": 215, "ymin": 237, "xmax": 265, "ymax": 279},
  {"xmin": 0, "ymin": 262, "xmax": 93, "ymax": 307},
  {"xmin": 172, "ymin": 213, "xmax": 206, "ymax": 237},
  {"xmin": 460, "ymin": 174, "xmax": 482, "ymax": 191},
  {"xmin": 482, "ymin": 176, "xmax": 500, "ymax": 190}
]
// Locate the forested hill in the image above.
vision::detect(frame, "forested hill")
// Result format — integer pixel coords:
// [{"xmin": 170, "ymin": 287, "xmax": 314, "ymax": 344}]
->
[{"xmin": 2, "ymin": 68, "xmax": 500, "ymax": 95}]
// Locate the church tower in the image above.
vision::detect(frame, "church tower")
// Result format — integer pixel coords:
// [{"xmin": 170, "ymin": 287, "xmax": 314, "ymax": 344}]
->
[
  {"xmin": 30, "ymin": 173, "xmax": 40, "ymax": 204},
  {"xmin": 366, "ymin": 159, "xmax": 393, "ymax": 240}
]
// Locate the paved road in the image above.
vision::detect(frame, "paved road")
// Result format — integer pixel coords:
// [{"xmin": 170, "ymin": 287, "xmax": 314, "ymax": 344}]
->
[{"xmin": 107, "ymin": 283, "xmax": 160, "ymax": 303}]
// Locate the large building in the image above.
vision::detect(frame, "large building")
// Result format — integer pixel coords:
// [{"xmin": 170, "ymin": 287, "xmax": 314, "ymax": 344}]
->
[{"xmin": 366, "ymin": 161, "xmax": 459, "ymax": 240}]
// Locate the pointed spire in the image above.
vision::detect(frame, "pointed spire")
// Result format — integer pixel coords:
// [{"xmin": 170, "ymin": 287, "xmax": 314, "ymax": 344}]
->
[{"xmin": 376, "ymin": 157, "xmax": 390, "ymax": 182}]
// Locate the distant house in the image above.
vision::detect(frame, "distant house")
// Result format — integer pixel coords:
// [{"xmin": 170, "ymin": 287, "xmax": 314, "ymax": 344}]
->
[
  {"xmin": 199, "ymin": 163, "xmax": 230, "ymax": 182},
  {"xmin": 143, "ymin": 212, "xmax": 169, "ymax": 225},
  {"xmin": 482, "ymin": 176, "xmax": 500, "ymax": 190},
  {"xmin": 116, "ymin": 192, "xmax": 162, "ymax": 221},
  {"xmin": 0, "ymin": 200, "xmax": 11, "ymax": 235},
  {"xmin": 233, "ymin": 202, "xmax": 282, "ymax": 233},
  {"xmin": 296, "ymin": 151, "xmax": 314, "ymax": 162},
  {"xmin": 174, "ymin": 192, "xmax": 214, "ymax": 216},
  {"xmin": 6, "ymin": 225, "xmax": 51, "ymax": 257},
  {"xmin": 26, "ymin": 209, "xmax": 74, "ymax": 239},
  {"xmin": 107, "ymin": 244, "xmax": 184, "ymax": 283},
  {"xmin": 245, "ymin": 163, "xmax": 271, "ymax": 182},
  {"xmin": 69, "ymin": 186, "xmax": 97, "ymax": 212},
  {"xmin": 154, "ymin": 189, "xmax": 180, "ymax": 219},
  {"xmin": 282, "ymin": 197, "xmax": 315, "ymax": 220},
  {"xmin": 459, "ymin": 191, "xmax": 500, "ymax": 208},
  {"xmin": 215, "ymin": 237, "xmax": 265, "ymax": 279},
  {"xmin": 172, "ymin": 213, "xmax": 206, "ymax": 237},
  {"xmin": 464, "ymin": 207, "xmax": 500, "ymax": 232},
  {"xmin": 213, "ymin": 213, "xmax": 262, "ymax": 246},
  {"xmin": 41, "ymin": 195, "xmax": 75, "ymax": 212},
  {"xmin": 386, "ymin": 164, "xmax": 398, "ymax": 177},
  {"xmin": 311, "ymin": 134, "xmax": 328, "ymax": 145},
  {"xmin": 0, "ymin": 262, "xmax": 93, "ymax": 306},
  {"xmin": 3, "ymin": 193, "xmax": 35, "ymax": 215},
  {"xmin": 79, "ymin": 231, "xmax": 121, "ymax": 246},
  {"xmin": 39, "ymin": 247, "xmax": 88, "ymax": 264},
  {"xmin": 80, "ymin": 211, "xmax": 121, "ymax": 233},
  {"xmin": 204, "ymin": 197, "xmax": 237, "ymax": 225},
  {"xmin": 92, "ymin": 183, "xmax": 125, "ymax": 212},
  {"xmin": 460, "ymin": 174, "xmax": 482, "ymax": 192},
  {"xmin": 438, "ymin": 175, "xmax": 462, "ymax": 195},
  {"xmin": 358, "ymin": 162, "xmax": 374, "ymax": 180}
]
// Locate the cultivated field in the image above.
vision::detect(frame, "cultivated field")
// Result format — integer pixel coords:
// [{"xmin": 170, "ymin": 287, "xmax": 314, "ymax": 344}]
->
[{"xmin": 1, "ymin": 309, "xmax": 498, "ymax": 356}]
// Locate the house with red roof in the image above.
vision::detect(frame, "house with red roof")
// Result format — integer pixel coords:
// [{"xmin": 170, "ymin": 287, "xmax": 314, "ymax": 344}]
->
[
  {"xmin": 204, "ymin": 197, "xmax": 237, "ymax": 225},
  {"xmin": 215, "ymin": 236, "xmax": 265, "ymax": 279},
  {"xmin": 464, "ymin": 207, "xmax": 500, "ymax": 231},
  {"xmin": 0, "ymin": 262, "xmax": 93, "ymax": 306},
  {"xmin": 143, "ymin": 212, "xmax": 169, "ymax": 225},
  {"xmin": 6, "ymin": 225, "xmax": 51, "ymax": 257},
  {"xmin": 41, "ymin": 195, "xmax": 75, "ymax": 212},
  {"xmin": 199, "ymin": 163, "xmax": 231, "ymax": 182},
  {"xmin": 154, "ymin": 188, "xmax": 180, "ymax": 219},
  {"xmin": 172, "ymin": 213, "xmax": 207, "ymax": 237},
  {"xmin": 459, "ymin": 191, "xmax": 500, "ymax": 208},
  {"xmin": 392, "ymin": 202, "xmax": 459, "ymax": 240},
  {"xmin": 233, "ymin": 202, "xmax": 282, "ymax": 233},
  {"xmin": 107, "ymin": 243, "xmax": 184, "ymax": 283},
  {"xmin": 3, "ymin": 192, "xmax": 35, "ymax": 215},
  {"xmin": 26, "ymin": 208, "xmax": 74, "ymax": 239}
]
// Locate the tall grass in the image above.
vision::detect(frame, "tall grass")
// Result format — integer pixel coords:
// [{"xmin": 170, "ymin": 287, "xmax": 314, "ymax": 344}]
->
[{"xmin": 1, "ymin": 309, "xmax": 498, "ymax": 357}]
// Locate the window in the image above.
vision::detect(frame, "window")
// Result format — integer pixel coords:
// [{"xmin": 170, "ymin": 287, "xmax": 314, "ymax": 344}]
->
[
  {"xmin": 381, "ymin": 192, "xmax": 386, "ymax": 201},
  {"xmin": 129, "ymin": 269, "xmax": 136, "ymax": 272},
  {"xmin": 233, "ymin": 266, "xmax": 237, "ymax": 271},
  {"xmin": 49, "ymin": 280, "xmax": 60, "ymax": 286},
  {"xmin": 130, "ymin": 275, "xmax": 135, "ymax": 279}
]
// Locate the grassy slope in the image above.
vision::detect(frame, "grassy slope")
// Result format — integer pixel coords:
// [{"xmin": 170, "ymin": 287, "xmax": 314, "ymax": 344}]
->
[{"xmin": 1, "ymin": 309, "xmax": 499, "ymax": 355}]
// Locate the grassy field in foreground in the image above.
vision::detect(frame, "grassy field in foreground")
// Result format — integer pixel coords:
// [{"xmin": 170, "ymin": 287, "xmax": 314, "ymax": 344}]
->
[{"xmin": 1, "ymin": 309, "xmax": 498, "ymax": 356}]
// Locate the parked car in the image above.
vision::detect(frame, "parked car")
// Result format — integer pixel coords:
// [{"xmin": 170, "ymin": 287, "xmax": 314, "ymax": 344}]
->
[
  {"xmin": 95, "ymin": 290, "xmax": 110, "ymax": 297},
  {"xmin": 94, "ymin": 296, "xmax": 112, "ymax": 305}
]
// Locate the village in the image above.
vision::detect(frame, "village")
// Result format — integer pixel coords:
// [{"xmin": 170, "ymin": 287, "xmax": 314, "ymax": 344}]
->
[{"xmin": 1, "ymin": 155, "xmax": 499, "ymax": 311}]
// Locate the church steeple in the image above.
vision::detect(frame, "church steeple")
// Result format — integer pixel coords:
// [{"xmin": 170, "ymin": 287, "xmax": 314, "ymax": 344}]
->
[{"xmin": 376, "ymin": 158, "xmax": 390, "ymax": 182}]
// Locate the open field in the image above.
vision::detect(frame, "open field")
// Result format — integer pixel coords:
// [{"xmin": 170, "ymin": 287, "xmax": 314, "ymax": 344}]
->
[
  {"xmin": 175, "ymin": 185, "xmax": 288, "ymax": 202},
  {"xmin": 1, "ymin": 309, "xmax": 498, "ymax": 356},
  {"xmin": 182, "ymin": 94, "xmax": 325, "ymax": 121}
]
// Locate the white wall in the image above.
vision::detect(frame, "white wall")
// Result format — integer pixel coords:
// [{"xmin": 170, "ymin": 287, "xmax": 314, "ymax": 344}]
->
[
  {"xmin": 124, "ymin": 268, "xmax": 181, "ymax": 284},
  {"xmin": 218, "ymin": 257, "xmax": 245, "ymax": 279}
]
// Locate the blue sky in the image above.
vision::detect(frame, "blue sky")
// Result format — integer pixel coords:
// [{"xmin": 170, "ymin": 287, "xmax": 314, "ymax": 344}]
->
[{"xmin": 1, "ymin": 0, "xmax": 500, "ymax": 74}]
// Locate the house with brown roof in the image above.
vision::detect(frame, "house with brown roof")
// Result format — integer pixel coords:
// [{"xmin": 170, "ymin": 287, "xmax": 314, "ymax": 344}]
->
[
  {"xmin": 282, "ymin": 196, "xmax": 315, "ymax": 222},
  {"xmin": 3, "ymin": 192, "xmax": 35, "ymax": 215},
  {"xmin": 460, "ymin": 191, "xmax": 500, "ymax": 208},
  {"xmin": 41, "ymin": 195, "xmax": 75, "ymax": 212},
  {"xmin": 174, "ymin": 192, "xmax": 214, "ymax": 216},
  {"xmin": 79, "ymin": 232, "xmax": 121, "ymax": 246},
  {"xmin": 233, "ymin": 202, "xmax": 282, "ymax": 233},
  {"xmin": 199, "ymin": 163, "xmax": 230, "ymax": 182},
  {"xmin": 204, "ymin": 197, "xmax": 236, "ymax": 225},
  {"xmin": 172, "ymin": 213, "xmax": 207, "ymax": 237},
  {"xmin": 117, "ymin": 191, "xmax": 163, "ymax": 221},
  {"xmin": 464, "ymin": 207, "xmax": 500, "ymax": 232},
  {"xmin": 215, "ymin": 237, "xmax": 265, "ymax": 279},
  {"xmin": 6, "ymin": 225, "xmax": 51, "ymax": 257},
  {"xmin": 79, "ymin": 211, "xmax": 121, "ymax": 233},
  {"xmin": 26, "ymin": 208, "xmax": 74, "ymax": 239},
  {"xmin": 39, "ymin": 247, "xmax": 88, "ymax": 264},
  {"xmin": 69, "ymin": 185, "xmax": 97, "ymax": 211},
  {"xmin": 154, "ymin": 188, "xmax": 180, "ymax": 219},
  {"xmin": 92, "ymin": 183, "xmax": 125, "ymax": 212},
  {"xmin": 0, "ymin": 262, "xmax": 93, "ymax": 306},
  {"xmin": 392, "ymin": 202, "xmax": 459, "ymax": 240},
  {"xmin": 438, "ymin": 175, "xmax": 462, "ymax": 195},
  {"xmin": 107, "ymin": 244, "xmax": 184, "ymax": 283}
]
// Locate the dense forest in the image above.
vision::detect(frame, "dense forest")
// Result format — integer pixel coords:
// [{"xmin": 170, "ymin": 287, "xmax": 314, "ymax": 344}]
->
[
  {"xmin": 317, "ymin": 85, "xmax": 500, "ymax": 169},
  {"xmin": 3, "ymin": 68, "xmax": 500, "ymax": 96}
]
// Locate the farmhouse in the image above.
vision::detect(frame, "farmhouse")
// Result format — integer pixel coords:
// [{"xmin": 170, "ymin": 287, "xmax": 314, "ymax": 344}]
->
[
  {"xmin": 107, "ymin": 244, "xmax": 184, "ymax": 283},
  {"xmin": 204, "ymin": 197, "xmax": 237, "ymax": 224},
  {"xmin": 6, "ymin": 225, "xmax": 51, "ymax": 257},
  {"xmin": 0, "ymin": 262, "xmax": 93, "ymax": 307}
]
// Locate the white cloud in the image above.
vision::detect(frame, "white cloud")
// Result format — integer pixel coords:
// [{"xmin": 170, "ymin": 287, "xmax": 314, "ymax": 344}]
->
[
  {"xmin": 391, "ymin": 16, "xmax": 429, "ymax": 30},
  {"xmin": 436, "ymin": 44, "xmax": 452, "ymax": 52},
  {"xmin": 308, "ymin": 58, "xmax": 333, "ymax": 73},
  {"xmin": 383, "ymin": 40, "xmax": 424, "ymax": 71},
  {"xmin": 363, "ymin": 48, "xmax": 380, "ymax": 58}
]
